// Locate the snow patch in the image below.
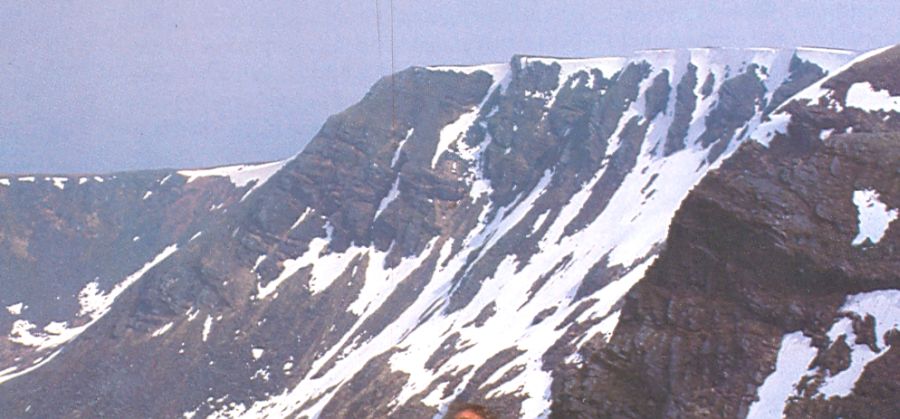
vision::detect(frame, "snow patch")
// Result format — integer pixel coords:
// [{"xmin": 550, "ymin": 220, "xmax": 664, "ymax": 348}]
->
[
  {"xmin": 8, "ymin": 319, "xmax": 84, "ymax": 350},
  {"xmin": 186, "ymin": 307, "xmax": 200, "ymax": 322},
  {"xmin": 747, "ymin": 332, "xmax": 818, "ymax": 419},
  {"xmin": 817, "ymin": 290, "xmax": 900, "ymax": 397},
  {"xmin": 750, "ymin": 289, "xmax": 900, "ymax": 414},
  {"xmin": 845, "ymin": 82, "xmax": 900, "ymax": 113},
  {"xmin": 347, "ymin": 238, "xmax": 437, "ymax": 316},
  {"xmin": 851, "ymin": 189, "xmax": 897, "ymax": 245},
  {"xmin": 49, "ymin": 177, "xmax": 67, "ymax": 190},
  {"xmin": 251, "ymin": 367, "xmax": 271, "ymax": 382},
  {"xmin": 202, "ymin": 315, "xmax": 213, "ymax": 342},
  {"xmin": 258, "ymin": 224, "xmax": 350, "ymax": 299},
  {"xmin": 530, "ymin": 210, "xmax": 551, "ymax": 235},
  {"xmin": 77, "ymin": 245, "xmax": 178, "ymax": 321},
  {"xmin": 252, "ymin": 255, "xmax": 267, "ymax": 272},
  {"xmin": 178, "ymin": 160, "xmax": 287, "ymax": 201},
  {"xmin": 8, "ymin": 320, "xmax": 73, "ymax": 351},
  {"xmin": 5, "ymin": 303, "xmax": 24, "ymax": 316},
  {"xmin": 751, "ymin": 113, "xmax": 792, "ymax": 146}
]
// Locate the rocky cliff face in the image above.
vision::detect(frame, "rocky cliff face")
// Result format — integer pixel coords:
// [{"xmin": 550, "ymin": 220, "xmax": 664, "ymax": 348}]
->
[
  {"xmin": 1, "ymin": 46, "xmax": 896, "ymax": 418},
  {"xmin": 553, "ymin": 45, "xmax": 900, "ymax": 418}
]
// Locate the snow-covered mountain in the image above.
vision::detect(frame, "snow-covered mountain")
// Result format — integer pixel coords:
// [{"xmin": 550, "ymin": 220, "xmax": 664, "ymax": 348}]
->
[{"xmin": 1, "ymin": 45, "xmax": 897, "ymax": 418}]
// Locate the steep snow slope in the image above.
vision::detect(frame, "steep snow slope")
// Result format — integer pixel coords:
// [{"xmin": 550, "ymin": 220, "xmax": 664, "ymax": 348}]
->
[{"xmin": 0, "ymin": 46, "xmax": 884, "ymax": 419}]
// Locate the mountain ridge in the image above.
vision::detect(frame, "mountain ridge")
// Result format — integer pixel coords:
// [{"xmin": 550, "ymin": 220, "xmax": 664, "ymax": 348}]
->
[{"xmin": 1, "ymin": 45, "xmax": 897, "ymax": 418}]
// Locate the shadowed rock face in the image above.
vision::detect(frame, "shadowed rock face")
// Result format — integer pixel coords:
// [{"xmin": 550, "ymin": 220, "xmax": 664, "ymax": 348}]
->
[{"xmin": 1, "ymin": 46, "xmax": 896, "ymax": 419}]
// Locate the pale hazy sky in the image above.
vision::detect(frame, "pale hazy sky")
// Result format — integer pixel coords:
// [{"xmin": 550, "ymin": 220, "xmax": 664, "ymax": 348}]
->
[{"xmin": 2, "ymin": 1, "xmax": 899, "ymax": 173}]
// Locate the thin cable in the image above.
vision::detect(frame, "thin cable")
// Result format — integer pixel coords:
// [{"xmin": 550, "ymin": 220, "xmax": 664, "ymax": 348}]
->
[
  {"xmin": 374, "ymin": 0, "xmax": 382, "ymax": 52},
  {"xmin": 389, "ymin": 0, "xmax": 396, "ymax": 129}
]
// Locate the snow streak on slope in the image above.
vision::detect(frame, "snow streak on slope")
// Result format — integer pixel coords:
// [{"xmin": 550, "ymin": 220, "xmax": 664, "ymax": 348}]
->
[
  {"xmin": 0, "ymin": 348, "xmax": 65, "ymax": 386},
  {"xmin": 198, "ymin": 47, "xmax": 860, "ymax": 419},
  {"xmin": 374, "ymin": 177, "xmax": 401, "ymax": 221},
  {"xmin": 1, "ymin": 245, "xmax": 178, "ymax": 383},
  {"xmin": 746, "ymin": 332, "xmax": 818, "ymax": 419}
]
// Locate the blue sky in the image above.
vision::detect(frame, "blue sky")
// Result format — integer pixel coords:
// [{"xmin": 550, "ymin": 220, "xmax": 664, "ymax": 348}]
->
[{"xmin": 2, "ymin": 1, "xmax": 899, "ymax": 173}]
